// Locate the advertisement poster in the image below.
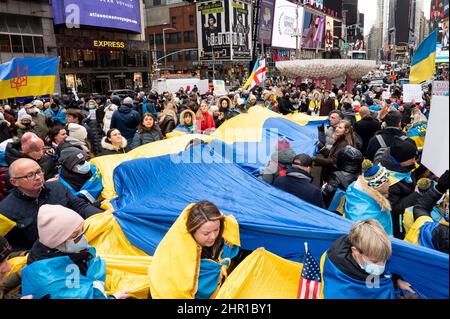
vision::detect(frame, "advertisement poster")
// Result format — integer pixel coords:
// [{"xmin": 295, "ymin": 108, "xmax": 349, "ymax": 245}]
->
[
  {"xmin": 324, "ymin": 16, "xmax": 334, "ymax": 51},
  {"xmin": 259, "ymin": 0, "xmax": 275, "ymax": 45},
  {"xmin": 301, "ymin": 0, "xmax": 324, "ymax": 11},
  {"xmin": 432, "ymin": 81, "xmax": 450, "ymax": 96},
  {"xmin": 197, "ymin": 0, "xmax": 251, "ymax": 61},
  {"xmin": 302, "ymin": 10, "xmax": 325, "ymax": 50},
  {"xmin": 272, "ymin": 0, "xmax": 304, "ymax": 49},
  {"xmin": 430, "ymin": 0, "xmax": 449, "ymax": 61},
  {"xmin": 231, "ymin": 0, "xmax": 252, "ymax": 61},
  {"xmin": 52, "ymin": 0, "xmax": 141, "ymax": 33}
]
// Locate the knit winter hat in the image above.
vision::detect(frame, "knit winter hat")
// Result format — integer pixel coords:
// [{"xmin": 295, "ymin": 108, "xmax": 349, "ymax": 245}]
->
[
  {"xmin": 123, "ymin": 97, "xmax": 134, "ymax": 106},
  {"xmin": 277, "ymin": 137, "xmax": 291, "ymax": 150},
  {"xmin": 0, "ymin": 236, "xmax": 12, "ymax": 263},
  {"xmin": 417, "ymin": 178, "xmax": 435, "ymax": 194},
  {"xmin": 390, "ymin": 136, "xmax": 418, "ymax": 163},
  {"xmin": 362, "ymin": 160, "xmax": 390, "ymax": 188},
  {"xmin": 59, "ymin": 147, "xmax": 88, "ymax": 171},
  {"xmin": 37, "ymin": 205, "xmax": 84, "ymax": 249},
  {"xmin": 67, "ymin": 123, "xmax": 88, "ymax": 142},
  {"xmin": 21, "ymin": 114, "xmax": 32, "ymax": 122}
]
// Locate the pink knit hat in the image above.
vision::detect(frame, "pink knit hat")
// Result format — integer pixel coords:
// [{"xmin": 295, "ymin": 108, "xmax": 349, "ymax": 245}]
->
[{"xmin": 37, "ymin": 205, "xmax": 84, "ymax": 249}]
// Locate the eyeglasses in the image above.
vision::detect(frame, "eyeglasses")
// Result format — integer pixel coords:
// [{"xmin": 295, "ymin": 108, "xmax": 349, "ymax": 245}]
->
[{"xmin": 13, "ymin": 168, "xmax": 44, "ymax": 181}]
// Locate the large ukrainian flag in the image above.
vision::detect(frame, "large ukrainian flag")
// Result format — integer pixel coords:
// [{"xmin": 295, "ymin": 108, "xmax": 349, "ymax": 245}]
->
[
  {"xmin": 0, "ymin": 57, "xmax": 59, "ymax": 99},
  {"xmin": 409, "ymin": 30, "xmax": 438, "ymax": 84}
]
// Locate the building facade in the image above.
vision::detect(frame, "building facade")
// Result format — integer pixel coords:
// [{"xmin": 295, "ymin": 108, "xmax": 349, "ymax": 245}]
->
[{"xmin": 56, "ymin": 0, "xmax": 150, "ymax": 94}]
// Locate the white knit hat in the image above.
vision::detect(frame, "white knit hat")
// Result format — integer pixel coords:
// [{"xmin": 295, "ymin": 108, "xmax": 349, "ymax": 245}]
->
[
  {"xmin": 67, "ymin": 123, "xmax": 88, "ymax": 141},
  {"xmin": 38, "ymin": 205, "xmax": 84, "ymax": 249}
]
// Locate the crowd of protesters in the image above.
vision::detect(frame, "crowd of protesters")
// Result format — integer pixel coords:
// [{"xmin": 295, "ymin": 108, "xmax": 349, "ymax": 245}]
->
[{"xmin": 0, "ymin": 73, "xmax": 448, "ymax": 299}]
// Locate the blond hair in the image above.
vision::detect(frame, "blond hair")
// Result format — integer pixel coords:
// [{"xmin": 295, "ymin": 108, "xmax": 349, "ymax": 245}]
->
[{"xmin": 348, "ymin": 220, "xmax": 392, "ymax": 263}]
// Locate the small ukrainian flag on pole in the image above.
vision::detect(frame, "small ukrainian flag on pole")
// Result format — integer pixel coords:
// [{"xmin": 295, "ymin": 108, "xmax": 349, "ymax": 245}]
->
[{"xmin": 409, "ymin": 29, "xmax": 438, "ymax": 84}]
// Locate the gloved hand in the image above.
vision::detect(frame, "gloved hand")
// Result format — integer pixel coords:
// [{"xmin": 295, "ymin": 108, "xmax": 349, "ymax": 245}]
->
[{"xmin": 436, "ymin": 170, "xmax": 449, "ymax": 193}]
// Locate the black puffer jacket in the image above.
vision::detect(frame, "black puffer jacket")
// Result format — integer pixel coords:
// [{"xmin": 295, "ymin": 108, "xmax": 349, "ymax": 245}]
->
[
  {"xmin": 322, "ymin": 146, "xmax": 363, "ymax": 206},
  {"xmin": 82, "ymin": 118, "xmax": 103, "ymax": 155}
]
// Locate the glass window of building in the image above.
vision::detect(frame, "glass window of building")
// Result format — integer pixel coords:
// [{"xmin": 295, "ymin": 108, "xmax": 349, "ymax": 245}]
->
[
  {"xmin": 22, "ymin": 36, "xmax": 34, "ymax": 53},
  {"xmin": 18, "ymin": 20, "xmax": 32, "ymax": 34},
  {"xmin": 11, "ymin": 35, "xmax": 23, "ymax": 53},
  {"xmin": 0, "ymin": 34, "xmax": 11, "ymax": 53},
  {"xmin": 33, "ymin": 36, "xmax": 44, "ymax": 54},
  {"xmin": 184, "ymin": 31, "xmax": 195, "ymax": 43},
  {"xmin": 0, "ymin": 20, "xmax": 8, "ymax": 33},
  {"xmin": 5, "ymin": 16, "xmax": 20, "ymax": 33},
  {"xmin": 189, "ymin": 15, "xmax": 195, "ymax": 27},
  {"xmin": 171, "ymin": 16, "xmax": 176, "ymax": 28}
]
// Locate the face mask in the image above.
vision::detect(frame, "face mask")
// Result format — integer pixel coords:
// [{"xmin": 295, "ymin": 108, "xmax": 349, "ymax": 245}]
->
[
  {"xmin": 61, "ymin": 235, "xmax": 89, "ymax": 254},
  {"xmin": 357, "ymin": 254, "xmax": 386, "ymax": 276},
  {"xmin": 74, "ymin": 161, "xmax": 91, "ymax": 174}
]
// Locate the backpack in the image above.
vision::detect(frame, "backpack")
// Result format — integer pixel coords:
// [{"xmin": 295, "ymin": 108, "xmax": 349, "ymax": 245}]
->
[{"xmin": 373, "ymin": 135, "xmax": 408, "ymax": 164}]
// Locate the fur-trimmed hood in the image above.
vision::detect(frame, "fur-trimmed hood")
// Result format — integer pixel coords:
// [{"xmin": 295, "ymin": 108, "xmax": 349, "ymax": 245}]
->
[
  {"xmin": 356, "ymin": 176, "xmax": 392, "ymax": 212},
  {"xmin": 16, "ymin": 121, "xmax": 36, "ymax": 129},
  {"xmin": 217, "ymin": 96, "xmax": 233, "ymax": 112},
  {"xmin": 101, "ymin": 135, "xmax": 128, "ymax": 151},
  {"xmin": 179, "ymin": 109, "xmax": 196, "ymax": 126}
]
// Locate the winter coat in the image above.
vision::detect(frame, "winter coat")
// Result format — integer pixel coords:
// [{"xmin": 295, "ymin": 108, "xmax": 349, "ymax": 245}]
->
[
  {"xmin": 196, "ymin": 112, "xmax": 216, "ymax": 134},
  {"xmin": 82, "ymin": 118, "xmax": 103, "ymax": 155},
  {"xmin": 103, "ymin": 103, "xmax": 118, "ymax": 134},
  {"xmin": 366, "ymin": 127, "xmax": 409, "ymax": 161},
  {"xmin": 174, "ymin": 109, "xmax": 198, "ymax": 134},
  {"xmin": 354, "ymin": 116, "xmax": 382, "ymax": 156},
  {"xmin": 322, "ymin": 146, "xmax": 363, "ymax": 206},
  {"xmin": 273, "ymin": 167, "xmax": 325, "ymax": 208},
  {"xmin": 320, "ymin": 98, "xmax": 338, "ymax": 116},
  {"xmin": 159, "ymin": 111, "xmax": 177, "ymax": 136},
  {"xmin": 380, "ymin": 150, "xmax": 420, "ymax": 239},
  {"xmin": 16, "ymin": 122, "xmax": 37, "ymax": 140},
  {"xmin": 314, "ymin": 136, "xmax": 351, "ymax": 184},
  {"xmin": 278, "ymin": 96, "xmax": 295, "ymax": 115},
  {"xmin": 100, "ymin": 136, "xmax": 130, "ymax": 156},
  {"xmin": 0, "ymin": 182, "xmax": 103, "ymax": 251},
  {"xmin": 0, "ymin": 122, "xmax": 11, "ymax": 143},
  {"xmin": 29, "ymin": 112, "xmax": 49, "ymax": 140},
  {"xmin": 130, "ymin": 126, "xmax": 164, "ymax": 149},
  {"xmin": 110, "ymin": 106, "xmax": 141, "ymax": 143},
  {"xmin": 3, "ymin": 112, "xmax": 17, "ymax": 136}
]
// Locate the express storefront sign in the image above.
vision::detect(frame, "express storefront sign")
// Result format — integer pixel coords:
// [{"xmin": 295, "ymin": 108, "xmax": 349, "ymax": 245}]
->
[{"xmin": 93, "ymin": 40, "xmax": 126, "ymax": 48}]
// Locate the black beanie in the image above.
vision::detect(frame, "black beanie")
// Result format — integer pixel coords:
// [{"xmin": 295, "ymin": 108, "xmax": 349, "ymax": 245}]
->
[
  {"xmin": 59, "ymin": 147, "xmax": 88, "ymax": 171},
  {"xmin": 390, "ymin": 137, "xmax": 418, "ymax": 163},
  {"xmin": 0, "ymin": 236, "xmax": 12, "ymax": 263}
]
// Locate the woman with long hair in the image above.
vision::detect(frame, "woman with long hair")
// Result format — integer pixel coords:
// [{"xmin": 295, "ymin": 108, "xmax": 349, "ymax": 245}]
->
[
  {"xmin": 196, "ymin": 101, "xmax": 215, "ymax": 134},
  {"xmin": 314, "ymin": 120, "xmax": 357, "ymax": 184},
  {"xmin": 158, "ymin": 102, "xmax": 178, "ymax": 136},
  {"xmin": 130, "ymin": 113, "xmax": 164, "ymax": 149}
]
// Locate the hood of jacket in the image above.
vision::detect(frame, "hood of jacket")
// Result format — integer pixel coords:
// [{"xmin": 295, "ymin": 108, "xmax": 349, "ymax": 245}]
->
[
  {"xmin": 217, "ymin": 96, "xmax": 233, "ymax": 112},
  {"xmin": 118, "ymin": 106, "xmax": 132, "ymax": 114},
  {"xmin": 327, "ymin": 235, "xmax": 371, "ymax": 281},
  {"xmin": 336, "ymin": 145, "xmax": 364, "ymax": 174},
  {"xmin": 5, "ymin": 141, "xmax": 24, "ymax": 165},
  {"xmin": 101, "ymin": 136, "xmax": 128, "ymax": 151},
  {"xmin": 16, "ymin": 121, "xmax": 36, "ymax": 129},
  {"xmin": 179, "ymin": 109, "xmax": 196, "ymax": 126}
]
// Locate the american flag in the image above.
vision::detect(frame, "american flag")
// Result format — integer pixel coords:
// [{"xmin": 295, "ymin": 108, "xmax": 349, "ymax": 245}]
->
[{"xmin": 297, "ymin": 245, "xmax": 322, "ymax": 299}]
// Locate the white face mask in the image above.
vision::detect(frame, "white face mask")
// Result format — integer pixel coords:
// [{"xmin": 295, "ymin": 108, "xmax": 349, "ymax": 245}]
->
[
  {"xmin": 60, "ymin": 235, "xmax": 89, "ymax": 254},
  {"xmin": 74, "ymin": 161, "xmax": 91, "ymax": 174}
]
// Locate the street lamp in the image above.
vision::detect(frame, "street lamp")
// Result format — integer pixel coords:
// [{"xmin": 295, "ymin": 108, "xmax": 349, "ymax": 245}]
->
[{"xmin": 163, "ymin": 27, "xmax": 176, "ymax": 69}]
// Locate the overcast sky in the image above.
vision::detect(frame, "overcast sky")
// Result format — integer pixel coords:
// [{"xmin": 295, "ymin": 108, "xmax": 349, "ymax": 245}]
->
[{"xmin": 359, "ymin": 0, "xmax": 432, "ymax": 36}]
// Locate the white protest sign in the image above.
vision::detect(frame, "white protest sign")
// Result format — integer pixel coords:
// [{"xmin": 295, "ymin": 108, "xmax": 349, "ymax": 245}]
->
[
  {"xmin": 213, "ymin": 80, "xmax": 227, "ymax": 96},
  {"xmin": 382, "ymin": 91, "xmax": 391, "ymax": 100},
  {"xmin": 422, "ymin": 96, "xmax": 449, "ymax": 176},
  {"xmin": 432, "ymin": 81, "xmax": 449, "ymax": 96},
  {"xmin": 403, "ymin": 84, "xmax": 423, "ymax": 103}
]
